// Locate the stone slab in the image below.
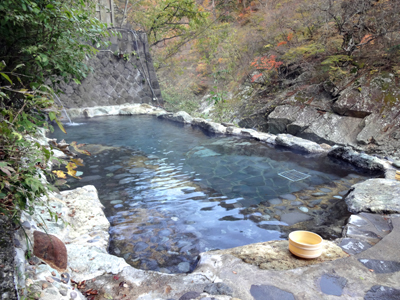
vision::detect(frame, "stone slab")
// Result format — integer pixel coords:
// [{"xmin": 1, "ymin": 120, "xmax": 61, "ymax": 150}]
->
[
  {"xmin": 345, "ymin": 179, "xmax": 400, "ymax": 213},
  {"xmin": 212, "ymin": 240, "xmax": 348, "ymax": 271}
]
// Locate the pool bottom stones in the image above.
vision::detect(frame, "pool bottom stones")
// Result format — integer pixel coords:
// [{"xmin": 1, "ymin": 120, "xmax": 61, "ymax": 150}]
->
[{"xmin": 59, "ymin": 144, "xmax": 370, "ymax": 274}]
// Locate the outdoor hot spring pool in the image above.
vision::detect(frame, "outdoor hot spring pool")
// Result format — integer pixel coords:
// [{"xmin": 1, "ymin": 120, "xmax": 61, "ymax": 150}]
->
[{"xmin": 49, "ymin": 115, "xmax": 370, "ymax": 274}]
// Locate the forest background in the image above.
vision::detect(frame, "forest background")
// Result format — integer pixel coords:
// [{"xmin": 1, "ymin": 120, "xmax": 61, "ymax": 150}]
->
[{"xmin": 117, "ymin": 0, "xmax": 400, "ymax": 121}]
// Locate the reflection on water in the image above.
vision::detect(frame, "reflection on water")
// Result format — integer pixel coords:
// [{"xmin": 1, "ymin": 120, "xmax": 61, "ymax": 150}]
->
[{"xmin": 50, "ymin": 115, "xmax": 369, "ymax": 273}]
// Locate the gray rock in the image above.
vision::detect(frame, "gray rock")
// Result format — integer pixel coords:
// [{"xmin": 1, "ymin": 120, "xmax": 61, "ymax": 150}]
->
[
  {"xmin": 268, "ymin": 198, "xmax": 282, "ymax": 205},
  {"xmin": 312, "ymin": 192, "xmax": 327, "ymax": 197},
  {"xmin": 250, "ymin": 285, "xmax": 295, "ymax": 300},
  {"xmin": 177, "ymin": 262, "xmax": 190, "ymax": 273},
  {"xmin": 70, "ymin": 291, "xmax": 78, "ymax": 299},
  {"xmin": 307, "ymin": 199, "xmax": 322, "ymax": 208},
  {"xmin": 21, "ymin": 221, "xmax": 31, "ymax": 230},
  {"xmin": 59, "ymin": 288, "xmax": 68, "ymax": 296},
  {"xmin": 158, "ymin": 111, "xmax": 193, "ymax": 124},
  {"xmin": 134, "ymin": 242, "xmax": 149, "ymax": 252},
  {"xmin": 279, "ymin": 193, "xmax": 297, "ymax": 201},
  {"xmin": 328, "ymin": 146, "xmax": 385, "ymax": 173},
  {"xmin": 276, "ymin": 134, "xmax": 326, "ymax": 154},
  {"xmin": 393, "ymin": 160, "xmax": 400, "ymax": 168},
  {"xmin": 179, "ymin": 291, "xmax": 201, "ymax": 300},
  {"xmin": 203, "ymin": 282, "xmax": 233, "ymax": 296},
  {"xmin": 267, "ymin": 104, "xmax": 364, "ymax": 147},
  {"xmin": 104, "ymin": 165, "xmax": 123, "ymax": 172},
  {"xmin": 364, "ymin": 285, "xmax": 400, "ymax": 300},
  {"xmin": 129, "ymin": 167, "xmax": 146, "ymax": 174},
  {"xmin": 114, "ymin": 173, "xmax": 131, "ymax": 179},
  {"xmin": 345, "ymin": 179, "xmax": 400, "ymax": 213}
]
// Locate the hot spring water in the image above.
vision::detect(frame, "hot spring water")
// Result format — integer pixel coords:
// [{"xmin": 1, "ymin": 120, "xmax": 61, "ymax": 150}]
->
[{"xmin": 51, "ymin": 115, "xmax": 369, "ymax": 273}]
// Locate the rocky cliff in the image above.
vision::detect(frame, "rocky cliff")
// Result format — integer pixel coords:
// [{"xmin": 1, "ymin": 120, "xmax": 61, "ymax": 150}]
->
[{"xmin": 237, "ymin": 71, "xmax": 400, "ymax": 158}]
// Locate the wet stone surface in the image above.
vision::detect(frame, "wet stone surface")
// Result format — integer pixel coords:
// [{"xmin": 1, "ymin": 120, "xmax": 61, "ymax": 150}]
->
[
  {"xmin": 51, "ymin": 116, "xmax": 372, "ymax": 273},
  {"xmin": 250, "ymin": 285, "xmax": 295, "ymax": 300},
  {"xmin": 319, "ymin": 274, "xmax": 347, "ymax": 296},
  {"xmin": 340, "ymin": 212, "xmax": 393, "ymax": 255},
  {"xmin": 358, "ymin": 259, "xmax": 400, "ymax": 274},
  {"xmin": 340, "ymin": 238, "xmax": 372, "ymax": 255},
  {"xmin": 364, "ymin": 285, "xmax": 400, "ymax": 300}
]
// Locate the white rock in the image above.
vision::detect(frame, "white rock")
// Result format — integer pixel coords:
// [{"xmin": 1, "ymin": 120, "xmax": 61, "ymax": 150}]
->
[{"xmin": 276, "ymin": 134, "xmax": 327, "ymax": 154}]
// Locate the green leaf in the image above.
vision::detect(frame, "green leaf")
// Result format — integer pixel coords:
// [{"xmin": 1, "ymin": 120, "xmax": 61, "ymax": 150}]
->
[
  {"xmin": 46, "ymin": 4, "xmax": 54, "ymax": 9},
  {"xmin": 0, "ymin": 61, "xmax": 6, "ymax": 71},
  {"xmin": 72, "ymin": 78, "xmax": 81, "ymax": 85},
  {"xmin": 55, "ymin": 118, "xmax": 67, "ymax": 134},
  {"xmin": 12, "ymin": 64, "xmax": 25, "ymax": 71},
  {"xmin": 49, "ymin": 111, "xmax": 56, "ymax": 121},
  {"xmin": 0, "ymin": 73, "xmax": 12, "ymax": 84}
]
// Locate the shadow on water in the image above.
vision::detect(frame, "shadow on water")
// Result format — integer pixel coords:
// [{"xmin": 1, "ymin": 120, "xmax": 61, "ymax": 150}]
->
[{"xmin": 49, "ymin": 115, "xmax": 373, "ymax": 273}]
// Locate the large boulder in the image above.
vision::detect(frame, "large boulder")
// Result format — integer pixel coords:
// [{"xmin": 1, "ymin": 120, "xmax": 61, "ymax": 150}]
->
[
  {"xmin": 268, "ymin": 105, "xmax": 364, "ymax": 146},
  {"xmin": 345, "ymin": 179, "xmax": 400, "ymax": 214},
  {"xmin": 33, "ymin": 231, "xmax": 67, "ymax": 272},
  {"xmin": 328, "ymin": 146, "xmax": 386, "ymax": 173}
]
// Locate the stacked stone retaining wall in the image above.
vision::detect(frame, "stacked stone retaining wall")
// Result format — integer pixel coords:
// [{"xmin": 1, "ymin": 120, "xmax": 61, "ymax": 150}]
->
[{"xmin": 58, "ymin": 31, "xmax": 163, "ymax": 108}]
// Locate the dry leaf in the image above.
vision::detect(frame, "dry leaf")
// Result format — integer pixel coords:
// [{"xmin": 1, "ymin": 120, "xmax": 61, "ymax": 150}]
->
[
  {"xmin": 232, "ymin": 271, "xmax": 237, "ymax": 274},
  {"xmin": 165, "ymin": 285, "xmax": 172, "ymax": 294},
  {"xmin": 45, "ymin": 277, "xmax": 54, "ymax": 283}
]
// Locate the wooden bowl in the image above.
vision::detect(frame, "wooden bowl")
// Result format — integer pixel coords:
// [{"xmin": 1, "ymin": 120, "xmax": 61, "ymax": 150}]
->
[{"xmin": 288, "ymin": 231, "xmax": 323, "ymax": 259}]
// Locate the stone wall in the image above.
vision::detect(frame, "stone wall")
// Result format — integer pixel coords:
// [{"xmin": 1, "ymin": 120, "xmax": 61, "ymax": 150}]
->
[{"xmin": 58, "ymin": 30, "xmax": 163, "ymax": 108}]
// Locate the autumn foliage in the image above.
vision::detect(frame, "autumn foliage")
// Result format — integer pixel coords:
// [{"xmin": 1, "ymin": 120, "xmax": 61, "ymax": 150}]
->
[{"xmin": 250, "ymin": 55, "xmax": 283, "ymax": 71}]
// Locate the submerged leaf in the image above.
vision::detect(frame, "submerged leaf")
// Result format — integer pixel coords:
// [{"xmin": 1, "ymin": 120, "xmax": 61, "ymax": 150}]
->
[
  {"xmin": 71, "ymin": 158, "xmax": 84, "ymax": 166},
  {"xmin": 52, "ymin": 170, "xmax": 67, "ymax": 179}
]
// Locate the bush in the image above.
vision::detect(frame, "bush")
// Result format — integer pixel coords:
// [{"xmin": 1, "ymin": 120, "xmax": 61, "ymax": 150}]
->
[{"xmin": 0, "ymin": 0, "xmax": 109, "ymax": 221}]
